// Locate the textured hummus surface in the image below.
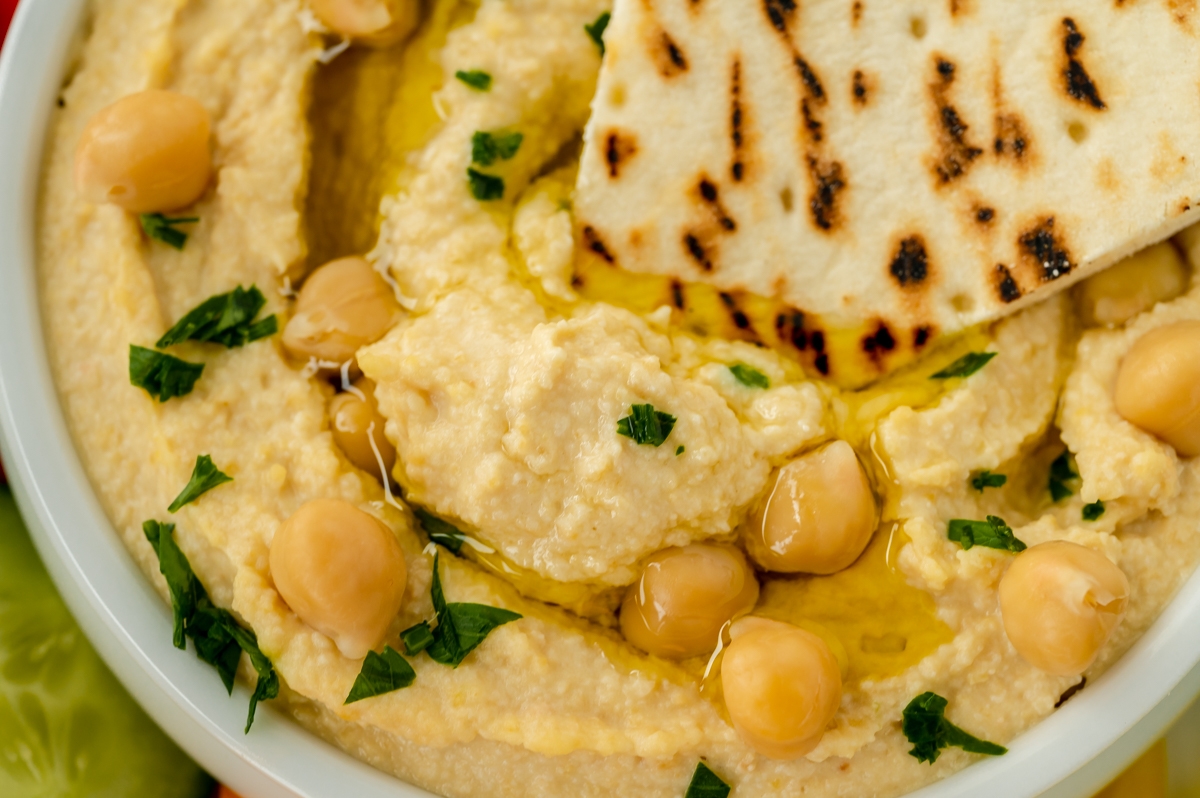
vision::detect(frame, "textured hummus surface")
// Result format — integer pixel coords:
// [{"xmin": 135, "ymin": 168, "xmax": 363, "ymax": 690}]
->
[{"xmin": 38, "ymin": 0, "xmax": 1200, "ymax": 796}]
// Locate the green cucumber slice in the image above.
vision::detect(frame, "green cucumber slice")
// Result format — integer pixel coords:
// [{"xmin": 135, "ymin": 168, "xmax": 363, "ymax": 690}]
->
[{"xmin": 0, "ymin": 486, "xmax": 215, "ymax": 797}]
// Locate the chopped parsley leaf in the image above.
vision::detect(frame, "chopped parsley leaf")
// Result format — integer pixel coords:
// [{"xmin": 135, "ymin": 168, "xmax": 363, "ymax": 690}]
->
[
  {"xmin": 455, "ymin": 69, "xmax": 492, "ymax": 91},
  {"xmin": 585, "ymin": 11, "xmax": 611, "ymax": 55},
  {"xmin": 1082, "ymin": 500, "xmax": 1106, "ymax": 521},
  {"xmin": 156, "ymin": 285, "xmax": 276, "ymax": 349},
  {"xmin": 471, "ymin": 130, "xmax": 524, "ymax": 166},
  {"xmin": 947, "ymin": 515, "xmax": 1026, "ymax": 553},
  {"xmin": 413, "ymin": 507, "xmax": 468, "ymax": 554},
  {"xmin": 970, "ymin": 470, "xmax": 1007, "ymax": 492},
  {"xmin": 729, "ymin": 363, "xmax": 770, "ymax": 389},
  {"xmin": 143, "ymin": 520, "xmax": 278, "ymax": 732},
  {"xmin": 930, "ymin": 351, "xmax": 997, "ymax": 380},
  {"xmin": 1049, "ymin": 451, "xmax": 1079, "ymax": 502},
  {"xmin": 168, "ymin": 455, "xmax": 233, "ymax": 513},
  {"xmin": 344, "ymin": 646, "xmax": 416, "ymax": 704},
  {"xmin": 676, "ymin": 445, "xmax": 685, "ymax": 456},
  {"xmin": 400, "ymin": 621, "xmax": 435, "ymax": 656},
  {"xmin": 402, "ymin": 553, "xmax": 522, "ymax": 668},
  {"xmin": 140, "ymin": 214, "xmax": 199, "ymax": 250},
  {"xmin": 902, "ymin": 691, "xmax": 1007, "ymax": 764},
  {"xmin": 683, "ymin": 761, "xmax": 731, "ymax": 798},
  {"xmin": 467, "ymin": 168, "xmax": 505, "ymax": 201},
  {"xmin": 617, "ymin": 404, "xmax": 677, "ymax": 447},
  {"xmin": 129, "ymin": 345, "xmax": 204, "ymax": 402}
]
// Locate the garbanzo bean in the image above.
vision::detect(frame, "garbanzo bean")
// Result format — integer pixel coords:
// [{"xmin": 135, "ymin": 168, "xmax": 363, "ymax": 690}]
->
[
  {"xmin": 310, "ymin": 0, "xmax": 418, "ymax": 45},
  {"xmin": 282, "ymin": 257, "xmax": 402, "ymax": 368},
  {"xmin": 998, "ymin": 540, "xmax": 1128, "ymax": 676},
  {"xmin": 269, "ymin": 498, "xmax": 407, "ymax": 659},
  {"xmin": 620, "ymin": 544, "xmax": 759, "ymax": 659},
  {"xmin": 1077, "ymin": 242, "xmax": 1189, "ymax": 327},
  {"xmin": 1113, "ymin": 320, "xmax": 1200, "ymax": 457},
  {"xmin": 742, "ymin": 440, "xmax": 877, "ymax": 574},
  {"xmin": 329, "ymin": 378, "xmax": 396, "ymax": 481},
  {"xmin": 721, "ymin": 617, "xmax": 842, "ymax": 759},
  {"xmin": 74, "ymin": 90, "xmax": 212, "ymax": 214}
]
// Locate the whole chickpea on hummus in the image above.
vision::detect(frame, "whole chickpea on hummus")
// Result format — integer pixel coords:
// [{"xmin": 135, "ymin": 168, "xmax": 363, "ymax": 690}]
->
[{"xmin": 38, "ymin": 0, "xmax": 1200, "ymax": 795}]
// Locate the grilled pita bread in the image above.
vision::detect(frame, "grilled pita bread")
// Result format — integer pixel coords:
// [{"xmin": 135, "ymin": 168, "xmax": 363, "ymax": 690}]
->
[{"xmin": 576, "ymin": 0, "xmax": 1200, "ymax": 382}]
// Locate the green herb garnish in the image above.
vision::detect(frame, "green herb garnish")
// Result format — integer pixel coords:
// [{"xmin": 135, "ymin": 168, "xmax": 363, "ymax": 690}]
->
[
  {"xmin": 585, "ymin": 11, "xmax": 611, "ymax": 55},
  {"xmin": 683, "ymin": 761, "xmax": 731, "ymax": 798},
  {"xmin": 129, "ymin": 345, "xmax": 204, "ymax": 402},
  {"xmin": 467, "ymin": 168, "xmax": 505, "ymax": 201},
  {"xmin": 455, "ymin": 69, "xmax": 492, "ymax": 91},
  {"xmin": 143, "ymin": 520, "xmax": 278, "ymax": 732},
  {"xmin": 344, "ymin": 646, "xmax": 416, "ymax": 704},
  {"xmin": 676, "ymin": 445, "xmax": 685, "ymax": 456},
  {"xmin": 168, "ymin": 455, "xmax": 233, "ymax": 513},
  {"xmin": 617, "ymin": 404, "xmax": 677, "ymax": 447},
  {"xmin": 970, "ymin": 470, "xmax": 1007, "ymax": 492},
  {"xmin": 930, "ymin": 351, "xmax": 997, "ymax": 379},
  {"xmin": 140, "ymin": 214, "xmax": 199, "ymax": 250},
  {"xmin": 413, "ymin": 508, "xmax": 468, "ymax": 554},
  {"xmin": 401, "ymin": 553, "xmax": 522, "ymax": 668},
  {"xmin": 902, "ymin": 691, "xmax": 1007, "ymax": 764},
  {"xmin": 471, "ymin": 131, "xmax": 524, "ymax": 167},
  {"xmin": 947, "ymin": 515, "xmax": 1026, "ymax": 552},
  {"xmin": 1049, "ymin": 451, "xmax": 1079, "ymax": 502},
  {"xmin": 1082, "ymin": 500, "xmax": 1106, "ymax": 521},
  {"xmin": 729, "ymin": 363, "xmax": 770, "ymax": 389},
  {"xmin": 400, "ymin": 621, "xmax": 435, "ymax": 656},
  {"xmin": 156, "ymin": 285, "xmax": 277, "ymax": 349}
]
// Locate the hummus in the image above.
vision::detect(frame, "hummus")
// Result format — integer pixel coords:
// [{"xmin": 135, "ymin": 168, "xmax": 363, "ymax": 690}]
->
[{"xmin": 37, "ymin": 0, "xmax": 1200, "ymax": 796}]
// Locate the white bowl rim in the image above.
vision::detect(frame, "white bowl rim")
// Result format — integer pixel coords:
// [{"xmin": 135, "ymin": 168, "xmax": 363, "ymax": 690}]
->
[{"xmin": 1, "ymin": 2, "xmax": 1199, "ymax": 797}]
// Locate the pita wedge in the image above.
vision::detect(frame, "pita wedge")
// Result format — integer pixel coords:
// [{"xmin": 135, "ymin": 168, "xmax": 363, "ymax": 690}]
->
[{"xmin": 575, "ymin": 0, "xmax": 1200, "ymax": 385}]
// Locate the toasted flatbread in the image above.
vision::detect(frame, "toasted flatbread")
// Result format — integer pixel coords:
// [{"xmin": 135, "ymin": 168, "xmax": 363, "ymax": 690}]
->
[{"xmin": 575, "ymin": 0, "xmax": 1200, "ymax": 382}]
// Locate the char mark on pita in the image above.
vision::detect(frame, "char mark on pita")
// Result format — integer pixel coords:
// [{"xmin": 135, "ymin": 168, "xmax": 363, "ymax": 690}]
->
[
  {"xmin": 582, "ymin": 226, "xmax": 615, "ymax": 264},
  {"xmin": 1020, "ymin": 217, "xmax": 1075, "ymax": 282},
  {"xmin": 931, "ymin": 56, "xmax": 984, "ymax": 184},
  {"xmin": 654, "ymin": 30, "xmax": 689, "ymax": 77},
  {"xmin": 853, "ymin": 69, "xmax": 868, "ymax": 105},
  {"xmin": 861, "ymin": 322, "xmax": 897, "ymax": 365},
  {"xmin": 684, "ymin": 232, "xmax": 714, "ymax": 271},
  {"xmin": 1062, "ymin": 18, "xmax": 1106, "ymax": 110},
  {"xmin": 730, "ymin": 58, "xmax": 747, "ymax": 181},
  {"xmin": 807, "ymin": 156, "xmax": 846, "ymax": 231},
  {"xmin": 913, "ymin": 326, "xmax": 933, "ymax": 348},
  {"xmin": 976, "ymin": 207, "xmax": 995, "ymax": 223},
  {"xmin": 697, "ymin": 178, "xmax": 737, "ymax": 231},
  {"xmin": 604, "ymin": 130, "xmax": 637, "ymax": 178},
  {"xmin": 889, "ymin": 236, "xmax": 930, "ymax": 288},
  {"xmin": 763, "ymin": 0, "xmax": 796, "ymax": 34},
  {"xmin": 994, "ymin": 264, "xmax": 1022, "ymax": 303},
  {"xmin": 994, "ymin": 112, "xmax": 1031, "ymax": 160}
]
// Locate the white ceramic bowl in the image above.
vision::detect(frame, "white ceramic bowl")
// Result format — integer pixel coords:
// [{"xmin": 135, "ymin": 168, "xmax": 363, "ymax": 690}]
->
[{"xmin": 1, "ymin": 2, "xmax": 1199, "ymax": 797}]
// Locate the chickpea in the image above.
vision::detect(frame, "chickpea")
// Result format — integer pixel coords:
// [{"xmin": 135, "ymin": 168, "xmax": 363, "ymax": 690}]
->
[
  {"xmin": 620, "ymin": 544, "xmax": 759, "ymax": 659},
  {"xmin": 310, "ymin": 0, "xmax": 418, "ymax": 45},
  {"xmin": 329, "ymin": 378, "xmax": 396, "ymax": 481},
  {"xmin": 1113, "ymin": 320, "xmax": 1200, "ymax": 457},
  {"xmin": 1078, "ymin": 243, "xmax": 1189, "ymax": 327},
  {"xmin": 74, "ymin": 90, "xmax": 212, "ymax": 214},
  {"xmin": 269, "ymin": 498, "xmax": 407, "ymax": 659},
  {"xmin": 999, "ymin": 541, "xmax": 1129, "ymax": 676},
  {"xmin": 282, "ymin": 257, "xmax": 402, "ymax": 368},
  {"xmin": 742, "ymin": 441, "xmax": 877, "ymax": 575},
  {"xmin": 721, "ymin": 617, "xmax": 842, "ymax": 759}
]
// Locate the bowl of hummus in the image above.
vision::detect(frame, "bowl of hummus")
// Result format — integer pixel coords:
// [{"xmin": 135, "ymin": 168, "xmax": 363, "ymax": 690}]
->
[{"xmin": 3, "ymin": 0, "xmax": 1200, "ymax": 796}]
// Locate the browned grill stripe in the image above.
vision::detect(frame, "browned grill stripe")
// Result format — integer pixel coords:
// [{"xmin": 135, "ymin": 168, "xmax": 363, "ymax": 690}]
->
[
  {"xmin": 889, "ymin": 236, "xmax": 929, "ymax": 287},
  {"xmin": 684, "ymin": 233, "xmax": 713, "ymax": 271},
  {"xmin": 995, "ymin": 264, "xmax": 1022, "ymax": 302},
  {"xmin": 582, "ymin": 226, "xmax": 615, "ymax": 263},
  {"xmin": 1020, "ymin": 216, "xmax": 1074, "ymax": 281},
  {"xmin": 807, "ymin": 156, "xmax": 846, "ymax": 231},
  {"xmin": 853, "ymin": 70, "xmax": 868, "ymax": 105},
  {"xmin": 605, "ymin": 131, "xmax": 637, "ymax": 178},
  {"xmin": 763, "ymin": 0, "xmax": 797, "ymax": 34},
  {"xmin": 930, "ymin": 56, "xmax": 984, "ymax": 184},
  {"xmin": 1062, "ymin": 18, "xmax": 1106, "ymax": 110},
  {"xmin": 731, "ymin": 58, "xmax": 746, "ymax": 182}
]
